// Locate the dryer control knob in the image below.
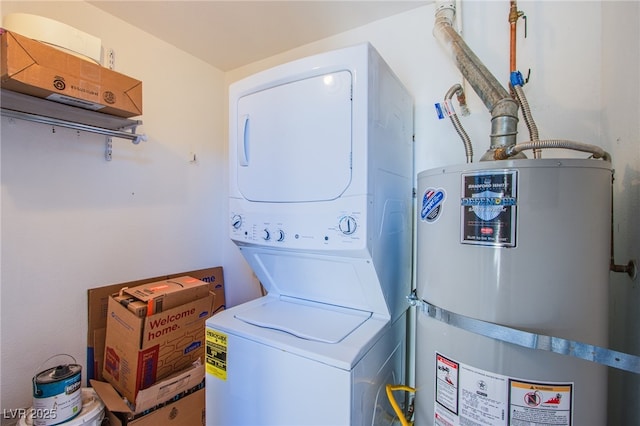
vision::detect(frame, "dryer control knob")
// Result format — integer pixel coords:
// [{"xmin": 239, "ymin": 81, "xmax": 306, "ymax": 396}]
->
[
  {"xmin": 338, "ymin": 216, "xmax": 357, "ymax": 235},
  {"xmin": 231, "ymin": 215, "xmax": 243, "ymax": 229}
]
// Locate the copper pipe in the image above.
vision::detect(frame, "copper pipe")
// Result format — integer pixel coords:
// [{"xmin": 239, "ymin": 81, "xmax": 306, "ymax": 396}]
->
[{"xmin": 509, "ymin": 1, "xmax": 518, "ymax": 72}]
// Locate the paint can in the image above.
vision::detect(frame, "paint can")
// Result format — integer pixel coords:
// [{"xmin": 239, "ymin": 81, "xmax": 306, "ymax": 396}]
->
[{"xmin": 32, "ymin": 354, "xmax": 82, "ymax": 426}]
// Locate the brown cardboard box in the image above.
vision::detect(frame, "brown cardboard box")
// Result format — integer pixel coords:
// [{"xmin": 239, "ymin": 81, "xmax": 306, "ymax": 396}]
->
[
  {"xmin": 123, "ymin": 276, "xmax": 212, "ymax": 316},
  {"xmin": 0, "ymin": 29, "xmax": 142, "ymax": 117},
  {"xmin": 112, "ymin": 388, "xmax": 204, "ymax": 426},
  {"xmin": 102, "ymin": 290, "xmax": 214, "ymax": 402},
  {"xmin": 91, "ymin": 363, "xmax": 205, "ymax": 425},
  {"xmin": 87, "ymin": 267, "xmax": 225, "ymax": 383}
]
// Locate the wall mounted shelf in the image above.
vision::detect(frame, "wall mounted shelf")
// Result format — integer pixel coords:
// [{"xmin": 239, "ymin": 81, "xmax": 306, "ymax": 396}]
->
[{"xmin": 0, "ymin": 89, "xmax": 147, "ymax": 155}]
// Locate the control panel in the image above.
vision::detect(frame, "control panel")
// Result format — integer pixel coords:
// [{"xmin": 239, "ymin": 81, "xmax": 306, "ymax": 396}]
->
[{"xmin": 229, "ymin": 209, "xmax": 365, "ymax": 251}]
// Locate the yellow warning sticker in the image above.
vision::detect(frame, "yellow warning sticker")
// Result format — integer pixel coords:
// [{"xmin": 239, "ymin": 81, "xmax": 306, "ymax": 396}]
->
[{"xmin": 205, "ymin": 329, "xmax": 227, "ymax": 380}]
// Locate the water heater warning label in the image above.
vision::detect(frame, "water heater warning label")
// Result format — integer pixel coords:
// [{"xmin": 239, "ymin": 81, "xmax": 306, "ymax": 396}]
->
[
  {"xmin": 206, "ymin": 329, "xmax": 227, "ymax": 380},
  {"xmin": 509, "ymin": 380, "xmax": 573, "ymax": 425},
  {"xmin": 434, "ymin": 353, "xmax": 573, "ymax": 426},
  {"xmin": 461, "ymin": 170, "xmax": 517, "ymax": 247}
]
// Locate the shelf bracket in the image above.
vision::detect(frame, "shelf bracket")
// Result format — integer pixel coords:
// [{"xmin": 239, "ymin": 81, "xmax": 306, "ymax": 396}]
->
[{"xmin": 106, "ymin": 137, "xmax": 113, "ymax": 161}]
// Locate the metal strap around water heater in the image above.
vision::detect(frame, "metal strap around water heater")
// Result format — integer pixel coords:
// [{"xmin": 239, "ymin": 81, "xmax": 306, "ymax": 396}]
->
[{"xmin": 413, "ymin": 296, "xmax": 640, "ymax": 375}]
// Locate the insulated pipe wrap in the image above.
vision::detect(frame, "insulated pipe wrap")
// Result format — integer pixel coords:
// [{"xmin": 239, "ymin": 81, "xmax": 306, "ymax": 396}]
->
[
  {"xmin": 437, "ymin": 25, "xmax": 511, "ymax": 113},
  {"xmin": 434, "ymin": 2, "xmax": 520, "ymax": 156}
]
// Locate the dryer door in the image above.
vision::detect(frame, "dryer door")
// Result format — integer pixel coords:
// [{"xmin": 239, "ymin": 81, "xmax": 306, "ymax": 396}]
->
[{"xmin": 236, "ymin": 70, "xmax": 352, "ymax": 203}]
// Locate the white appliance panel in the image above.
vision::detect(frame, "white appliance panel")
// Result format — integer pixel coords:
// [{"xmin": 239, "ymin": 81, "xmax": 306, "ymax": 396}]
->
[
  {"xmin": 208, "ymin": 296, "xmax": 391, "ymax": 371},
  {"xmin": 236, "ymin": 70, "xmax": 352, "ymax": 203},
  {"xmin": 239, "ymin": 249, "xmax": 389, "ymax": 314},
  {"xmin": 207, "ymin": 323, "xmax": 353, "ymax": 426},
  {"xmin": 205, "ymin": 299, "xmax": 407, "ymax": 425},
  {"xmin": 229, "ymin": 195, "xmax": 368, "ymax": 252},
  {"xmin": 234, "ymin": 297, "xmax": 371, "ymax": 344}
]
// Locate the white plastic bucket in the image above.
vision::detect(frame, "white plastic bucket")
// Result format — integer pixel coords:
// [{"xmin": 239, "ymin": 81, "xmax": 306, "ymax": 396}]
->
[{"xmin": 19, "ymin": 388, "xmax": 105, "ymax": 426}]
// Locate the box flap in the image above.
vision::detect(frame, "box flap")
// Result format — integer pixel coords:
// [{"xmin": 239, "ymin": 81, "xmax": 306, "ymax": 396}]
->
[
  {"xmin": 90, "ymin": 379, "xmax": 132, "ymax": 413},
  {"xmin": 132, "ymin": 362, "xmax": 204, "ymax": 414},
  {"xmin": 2, "ymin": 30, "xmax": 37, "ymax": 78},
  {"xmin": 123, "ymin": 276, "xmax": 209, "ymax": 300},
  {"xmin": 91, "ymin": 362, "xmax": 204, "ymax": 415}
]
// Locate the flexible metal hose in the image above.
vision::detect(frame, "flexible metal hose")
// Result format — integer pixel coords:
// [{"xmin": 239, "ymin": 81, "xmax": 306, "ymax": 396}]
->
[
  {"xmin": 494, "ymin": 139, "xmax": 610, "ymax": 161},
  {"xmin": 513, "ymin": 84, "xmax": 541, "ymax": 158},
  {"xmin": 445, "ymin": 84, "xmax": 473, "ymax": 163}
]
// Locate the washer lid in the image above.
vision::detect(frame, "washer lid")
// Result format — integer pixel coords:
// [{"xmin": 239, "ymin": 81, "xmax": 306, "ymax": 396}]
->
[{"xmin": 235, "ymin": 296, "xmax": 371, "ymax": 344}]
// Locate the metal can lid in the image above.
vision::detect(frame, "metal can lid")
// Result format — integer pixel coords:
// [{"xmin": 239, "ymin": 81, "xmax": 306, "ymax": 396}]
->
[{"xmin": 35, "ymin": 364, "xmax": 81, "ymax": 384}]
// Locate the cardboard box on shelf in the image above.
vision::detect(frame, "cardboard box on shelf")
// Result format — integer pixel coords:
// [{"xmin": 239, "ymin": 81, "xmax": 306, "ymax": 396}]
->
[
  {"xmin": 87, "ymin": 267, "xmax": 225, "ymax": 383},
  {"xmin": 91, "ymin": 362, "xmax": 205, "ymax": 425},
  {"xmin": 102, "ymin": 281, "xmax": 213, "ymax": 403},
  {"xmin": 0, "ymin": 29, "xmax": 142, "ymax": 117}
]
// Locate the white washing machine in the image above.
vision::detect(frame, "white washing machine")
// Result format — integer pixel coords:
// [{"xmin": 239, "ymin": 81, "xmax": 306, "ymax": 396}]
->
[{"xmin": 205, "ymin": 43, "xmax": 414, "ymax": 425}]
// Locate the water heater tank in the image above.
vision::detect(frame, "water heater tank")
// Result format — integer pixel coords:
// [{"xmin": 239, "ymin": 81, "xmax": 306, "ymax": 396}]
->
[{"xmin": 415, "ymin": 158, "xmax": 611, "ymax": 425}]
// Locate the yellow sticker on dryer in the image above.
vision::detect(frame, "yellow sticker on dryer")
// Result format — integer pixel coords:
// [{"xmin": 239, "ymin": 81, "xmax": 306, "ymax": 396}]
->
[{"xmin": 205, "ymin": 329, "xmax": 227, "ymax": 380}]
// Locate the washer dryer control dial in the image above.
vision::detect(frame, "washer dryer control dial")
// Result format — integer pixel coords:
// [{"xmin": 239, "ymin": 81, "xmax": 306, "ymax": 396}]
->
[
  {"xmin": 231, "ymin": 215, "xmax": 243, "ymax": 229},
  {"xmin": 338, "ymin": 216, "xmax": 357, "ymax": 235}
]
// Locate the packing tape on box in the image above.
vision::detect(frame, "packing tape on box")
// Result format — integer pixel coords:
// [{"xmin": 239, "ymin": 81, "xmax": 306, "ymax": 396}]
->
[{"xmin": 2, "ymin": 13, "xmax": 102, "ymax": 64}]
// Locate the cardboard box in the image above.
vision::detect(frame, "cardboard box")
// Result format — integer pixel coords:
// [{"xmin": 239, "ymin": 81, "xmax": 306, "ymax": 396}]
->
[
  {"xmin": 87, "ymin": 267, "xmax": 225, "ymax": 383},
  {"xmin": 0, "ymin": 29, "xmax": 142, "ymax": 117},
  {"xmin": 103, "ymin": 388, "xmax": 204, "ymax": 426},
  {"xmin": 122, "ymin": 276, "xmax": 212, "ymax": 316},
  {"xmin": 102, "ymin": 289, "xmax": 213, "ymax": 402},
  {"xmin": 91, "ymin": 363, "xmax": 205, "ymax": 426}
]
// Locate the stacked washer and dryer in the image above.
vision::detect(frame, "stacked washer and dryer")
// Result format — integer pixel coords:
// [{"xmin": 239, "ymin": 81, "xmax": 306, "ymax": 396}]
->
[{"xmin": 205, "ymin": 43, "xmax": 414, "ymax": 425}]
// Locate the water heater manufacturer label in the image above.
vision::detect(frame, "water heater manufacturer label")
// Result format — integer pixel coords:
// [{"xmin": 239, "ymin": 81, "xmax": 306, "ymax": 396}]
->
[{"xmin": 461, "ymin": 170, "xmax": 517, "ymax": 247}]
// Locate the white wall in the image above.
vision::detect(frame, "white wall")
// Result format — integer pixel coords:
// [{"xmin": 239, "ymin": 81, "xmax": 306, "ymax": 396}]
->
[
  {"xmin": 228, "ymin": 1, "xmax": 640, "ymax": 423},
  {"xmin": 1, "ymin": 0, "xmax": 638, "ymax": 423},
  {"xmin": 602, "ymin": 1, "xmax": 640, "ymax": 424},
  {"xmin": 0, "ymin": 1, "xmax": 260, "ymax": 422}
]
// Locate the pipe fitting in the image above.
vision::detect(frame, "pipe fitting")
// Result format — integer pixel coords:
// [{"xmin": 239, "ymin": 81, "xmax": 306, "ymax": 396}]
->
[{"xmin": 488, "ymin": 98, "xmax": 520, "ymax": 156}]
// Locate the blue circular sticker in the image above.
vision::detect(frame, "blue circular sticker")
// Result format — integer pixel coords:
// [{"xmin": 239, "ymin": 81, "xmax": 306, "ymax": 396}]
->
[{"xmin": 421, "ymin": 188, "xmax": 446, "ymax": 223}]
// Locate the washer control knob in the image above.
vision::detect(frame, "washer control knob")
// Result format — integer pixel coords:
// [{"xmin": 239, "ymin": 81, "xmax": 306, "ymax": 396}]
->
[
  {"xmin": 276, "ymin": 230, "xmax": 285, "ymax": 242},
  {"xmin": 263, "ymin": 229, "xmax": 271, "ymax": 241},
  {"xmin": 231, "ymin": 215, "xmax": 243, "ymax": 229},
  {"xmin": 338, "ymin": 216, "xmax": 357, "ymax": 235}
]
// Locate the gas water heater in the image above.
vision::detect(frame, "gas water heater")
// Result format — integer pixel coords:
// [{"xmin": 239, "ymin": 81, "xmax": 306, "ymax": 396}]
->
[
  {"xmin": 410, "ymin": 2, "xmax": 625, "ymax": 425},
  {"xmin": 415, "ymin": 159, "xmax": 611, "ymax": 425}
]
